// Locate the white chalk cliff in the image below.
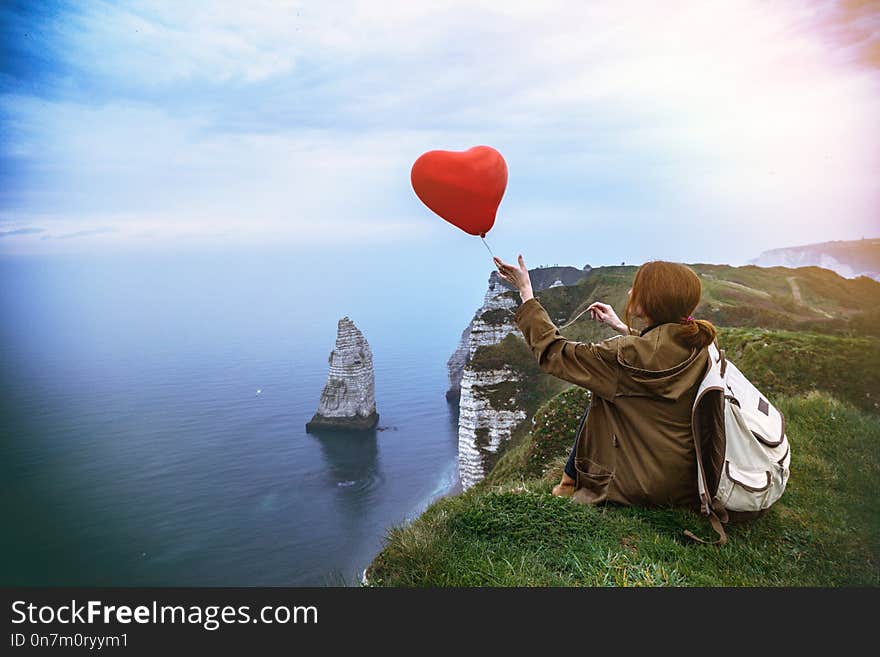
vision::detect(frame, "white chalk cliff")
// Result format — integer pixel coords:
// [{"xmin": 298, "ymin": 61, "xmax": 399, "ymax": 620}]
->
[
  {"xmin": 453, "ymin": 273, "xmax": 524, "ymax": 489},
  {"xmin": 450, "ymin": 267, "xmax": 591, "ymax": 489},
  {"xmin": 751, "ymin": 238, "xmax": 880, "ymax": 281},
  {"xmin": 307, "ymin": 316, "xmax": 379, "ymax": 432},
  {"xmin": 457, "ymin": 366, "xmax": 528, "ymax": 489},
  {"xmin": 447, "ymin": 273, "xmax": 521, "ymax": 401}
]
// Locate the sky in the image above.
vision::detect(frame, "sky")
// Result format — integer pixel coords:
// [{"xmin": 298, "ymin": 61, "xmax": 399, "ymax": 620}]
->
[{"xmin": 1, "ymin": 0, "xmax": 878, "ymax": 266}]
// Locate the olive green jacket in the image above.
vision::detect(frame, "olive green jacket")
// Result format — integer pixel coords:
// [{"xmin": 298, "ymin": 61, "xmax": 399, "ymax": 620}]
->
[{"xmin": 515, "ymin": 297, "xmax": 711, "ymax": 507}]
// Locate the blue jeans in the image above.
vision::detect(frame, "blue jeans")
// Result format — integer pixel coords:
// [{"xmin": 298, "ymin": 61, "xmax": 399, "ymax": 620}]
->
[
  {"xmin": 564, "ymin": 437, "xmax": 577, "ymax": 480},
  {"xmin": 565, "ymin": 402, "xmax": 590, "ymax": 481}
]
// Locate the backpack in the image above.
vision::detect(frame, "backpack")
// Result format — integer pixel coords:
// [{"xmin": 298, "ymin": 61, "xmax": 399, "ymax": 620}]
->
[{"xmin": 687, "ymin": 341, "xmax": 792, "ymax": 544}]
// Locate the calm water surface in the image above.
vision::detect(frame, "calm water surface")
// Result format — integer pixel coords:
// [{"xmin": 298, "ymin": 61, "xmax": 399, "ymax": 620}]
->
[{"xmin": 0, "ymin": 248, "xmax": 474, "ymax": 585}]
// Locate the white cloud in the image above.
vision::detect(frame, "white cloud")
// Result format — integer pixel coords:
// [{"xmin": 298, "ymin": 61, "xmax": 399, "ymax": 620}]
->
[{"xmin": 2, "ymin": 0, "xmax": 878, "ymax": 258}]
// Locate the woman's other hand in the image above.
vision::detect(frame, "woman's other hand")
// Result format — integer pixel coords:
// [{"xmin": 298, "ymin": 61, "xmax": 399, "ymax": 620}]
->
[
  {"xmin": 587, "ymin": 301, "xmax": 628, "ymax": 334},
  {"xmin": 493, "ymin": 254, "xmax": 534, "ymax": 302}
]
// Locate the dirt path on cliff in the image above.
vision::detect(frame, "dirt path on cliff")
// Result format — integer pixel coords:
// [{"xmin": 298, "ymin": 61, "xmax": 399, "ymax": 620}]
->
[
  {"xmin": 787, "ymin": 276, "xmax": 834, "ymax": 318},
  {"xmin": 787, "ymin": 276, "xmax": 803, "ymax": 304}
]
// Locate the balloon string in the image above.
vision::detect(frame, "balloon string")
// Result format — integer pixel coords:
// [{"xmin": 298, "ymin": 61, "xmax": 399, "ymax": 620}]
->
[
  {"xmin": 497, "ymin": 300, "xmax": 594, "ymax": 331},
  {"xmin": 557, "ymin": 305, "xmax": 594, "ymax": 330},
  {"xmin": 480, "ymin": 236, "xmax": 495, "ymax": 258}
]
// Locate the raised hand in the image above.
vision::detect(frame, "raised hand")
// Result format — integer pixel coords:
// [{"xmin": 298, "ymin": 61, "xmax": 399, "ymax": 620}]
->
[
  {"xmin": 587, "ymin": 301, "xmax": 628, "ymax": 334},
  {"xmin": 493, "ymin": 254, "xmax": 534, "ymax": 302}
]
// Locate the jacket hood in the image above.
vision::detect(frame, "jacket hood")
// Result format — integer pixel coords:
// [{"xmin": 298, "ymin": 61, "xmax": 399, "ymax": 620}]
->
[{"xmin": 615, "ymin": 323, "xmax": 710, "ymax": 400}]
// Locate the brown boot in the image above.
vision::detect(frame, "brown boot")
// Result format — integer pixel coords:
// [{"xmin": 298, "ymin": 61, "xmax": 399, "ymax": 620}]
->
[{"xmin": 552, "ymin": 473, "xmax": 576, "ymax": 497}]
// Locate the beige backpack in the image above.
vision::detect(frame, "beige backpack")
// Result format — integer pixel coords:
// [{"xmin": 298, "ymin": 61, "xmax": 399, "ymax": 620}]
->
[{"xmin": 688, "ymin": 342, "xmax": 792, "ymax": 544}]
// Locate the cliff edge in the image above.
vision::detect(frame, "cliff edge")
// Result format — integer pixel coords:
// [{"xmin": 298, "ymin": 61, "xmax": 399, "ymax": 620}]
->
[
  {"xmin": 365, "ymin": 263, "xmax": 880, "ymax": 586},
  {"xmin": 306, "ymin": 316, "xmax": 379, "ymax": 432},
  {"xmin": 449, "ymin": 265, "xmax": 594, "ymax": 489}
]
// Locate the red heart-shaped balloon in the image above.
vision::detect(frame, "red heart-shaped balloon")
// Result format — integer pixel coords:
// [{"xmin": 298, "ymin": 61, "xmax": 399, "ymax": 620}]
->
[{"xmin": 411, "ymin": 145, "xmax": 508, "ymax": 237}]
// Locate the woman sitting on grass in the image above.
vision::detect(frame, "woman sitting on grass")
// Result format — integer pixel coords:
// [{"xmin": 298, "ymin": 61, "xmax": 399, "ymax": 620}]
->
[{"xmin": 493, "ymin": 255, "xmax": 717, "ymax": 508}]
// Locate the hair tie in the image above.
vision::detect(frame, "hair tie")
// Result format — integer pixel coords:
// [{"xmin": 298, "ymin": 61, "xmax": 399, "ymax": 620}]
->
[{"xmin": 683, "ymin": 315, "xmax": 695, "ymax": 323}]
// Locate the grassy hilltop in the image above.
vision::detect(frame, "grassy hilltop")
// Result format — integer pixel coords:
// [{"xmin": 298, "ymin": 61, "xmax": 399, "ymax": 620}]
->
[{"xmin": 367, "ymin": 264, "xmax": 880, "ymax": 586}]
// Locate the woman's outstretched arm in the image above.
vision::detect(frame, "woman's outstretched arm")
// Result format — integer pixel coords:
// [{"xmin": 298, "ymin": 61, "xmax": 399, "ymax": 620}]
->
[
  {"xmin": 514, "ymin": 298, "xmax": 619, "ymax": 400},
  {"xmin": 494, "ymin": 254, "xmax": 620, "ymax": 400}
]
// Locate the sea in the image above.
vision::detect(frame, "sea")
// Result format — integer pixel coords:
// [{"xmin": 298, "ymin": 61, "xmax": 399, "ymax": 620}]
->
[{"xmin": 0, "ymin": 244, "xmax": 488, "ymax": 585}]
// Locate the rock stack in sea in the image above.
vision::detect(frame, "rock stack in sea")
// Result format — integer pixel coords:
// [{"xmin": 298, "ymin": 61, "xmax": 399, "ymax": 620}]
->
[{"xmin": 306, "ymin": 316, "xmax": 379, "ymax": 432}]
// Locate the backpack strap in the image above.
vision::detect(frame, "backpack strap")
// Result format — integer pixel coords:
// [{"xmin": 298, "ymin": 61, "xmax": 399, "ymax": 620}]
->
[
  {"xmin": 684, "ymin": 513, "xmax": 727, "ymax": 545},
  {"xmin": 688, "ymin": 419, "xmax": 728, "ymax": 546},
  {"xmin": 713, "ymin": 337, "xmax": 727, "ymax": 378},
  {"xmin": 685, "ymin": 342, "xmax": 729, "ymax": 546}
]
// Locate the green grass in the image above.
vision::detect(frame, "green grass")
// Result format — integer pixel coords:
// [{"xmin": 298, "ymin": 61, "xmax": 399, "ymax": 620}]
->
[
  {"xmin": 716, "ymin": 328, "xmax": 879, "ymax": 414},
  {"xmin": 367, "ymin": 393, "xmax": 879, "ymax": 586},
  {"xmin": 483, "ymin": 385, "xmax": 590, "ymax": 483},
  {"xmin": 692, "ymin": 265, "xmax": 880, "ymax": 336},
  {"xmin": 469, "ymin": 331, "xmax": 539, "ymax": 373}
]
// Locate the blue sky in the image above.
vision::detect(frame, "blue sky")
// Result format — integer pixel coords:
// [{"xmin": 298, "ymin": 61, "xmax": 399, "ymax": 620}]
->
[{"xmin": 1, "ymin": 0, "xmax": 878, "ymax": 266}]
